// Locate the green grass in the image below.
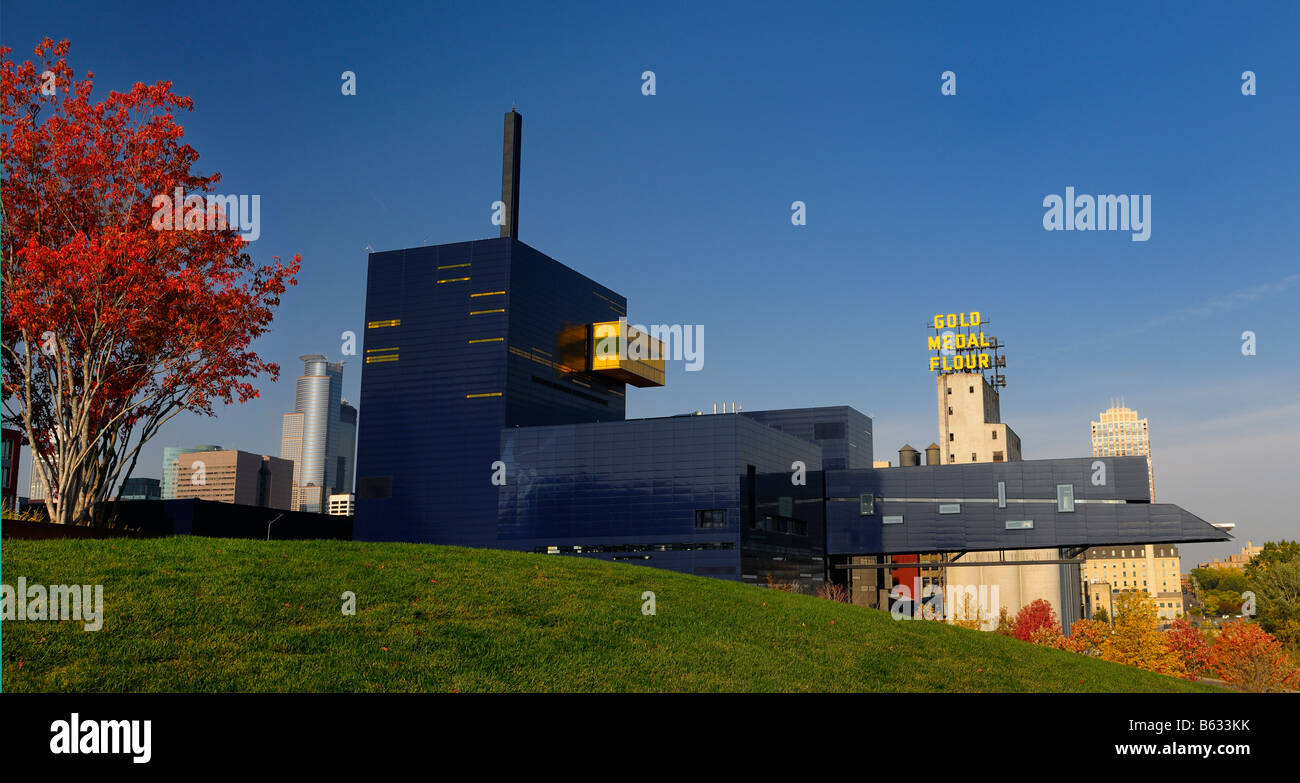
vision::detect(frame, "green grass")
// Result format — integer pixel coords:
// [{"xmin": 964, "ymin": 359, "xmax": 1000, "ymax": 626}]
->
[{"xmin": 1, "ymin": 536, "xmax": 1223, "ymax": 692}]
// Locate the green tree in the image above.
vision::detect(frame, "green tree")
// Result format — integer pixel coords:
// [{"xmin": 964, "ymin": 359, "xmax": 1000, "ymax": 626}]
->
[
  {"xmin": 1244, "ymin": 540, "xmax": 1300, "ymax": 581},
  {"xmin": 1092, "ymin": 607, "xmax": 1110, "ymax": 624},
  {"xmin": 1251, "ymin": 558, "xmax": 1300, "ymax": 647}
]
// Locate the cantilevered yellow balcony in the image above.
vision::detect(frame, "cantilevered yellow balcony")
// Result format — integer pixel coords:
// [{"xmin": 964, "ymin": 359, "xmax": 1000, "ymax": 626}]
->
[{"xmin": 590, "ymin": 320, "xmax": 666, "ymax": 388}]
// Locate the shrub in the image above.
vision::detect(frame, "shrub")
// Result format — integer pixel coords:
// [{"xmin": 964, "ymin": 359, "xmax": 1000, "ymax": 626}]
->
[
  {"xmin": 763, "ymin": 574, "xmax": 800, "ymax": 593},
  {"xmin": 815, "ymin": 581, "xmax": 852, "ymax": 603},
  {"xmin": 994, "ymin": 607, "xmax": 1016, "ymax": 636}
]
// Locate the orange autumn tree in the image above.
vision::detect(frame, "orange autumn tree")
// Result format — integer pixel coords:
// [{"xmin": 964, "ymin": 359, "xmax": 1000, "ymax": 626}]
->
[
  {"xmin": 1, "ymin": 39, "xmax": 299, "ymax": 525},
  {"xmin": 1100, "ymin": 591, "xmax": 1183, "ymax": 677},
  {"xmin": 1063, "ymin": 618, "xmax": 1111, "ymax": 657},
  {"xmin": 1209, "ymin": 621, "xmax": 1300, "ymax": 693}
]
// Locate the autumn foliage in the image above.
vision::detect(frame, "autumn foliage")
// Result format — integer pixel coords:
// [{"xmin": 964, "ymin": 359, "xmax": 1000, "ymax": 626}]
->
[
  {"xmin": 1165, "ymin": 618, "xmax": 1213, "ymax": 681},
  {"xmin": 1012, "ymin": 598, "xmax": 1058, "ymax": 641},
  {"xmin": 1, "ymin": 39, "xmax": 299, "ymax": 524},
  {"xmin": 1100, "ymin": 591, "xmax": 1183, "ymax": 677},
  {"xmin": 1209, "ymin": 620, "xmax": 1300, "ymax": 692},
  {"xmin": 1062, "ymin": 618, "xmax": 1111, "ymax": 657}
]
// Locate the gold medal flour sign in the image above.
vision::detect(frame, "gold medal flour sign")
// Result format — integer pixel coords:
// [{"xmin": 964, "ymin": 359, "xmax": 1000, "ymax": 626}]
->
[{"xmin": 927, "ymin": 312, "xmax": 992, "ymax": 373}]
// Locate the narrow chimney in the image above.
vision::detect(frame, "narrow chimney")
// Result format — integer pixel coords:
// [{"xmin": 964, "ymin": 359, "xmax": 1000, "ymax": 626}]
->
[{"xmin": 500, "ymin": 109, "xmax": 522, "ymax": 239}]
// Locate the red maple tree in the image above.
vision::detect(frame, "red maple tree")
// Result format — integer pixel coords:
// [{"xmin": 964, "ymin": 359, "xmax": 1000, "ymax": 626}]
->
[
  {"xmin": 1, "ymin": 38, "xmax": 299, "ymax": 524},
  {"xmin": 1012, "ymin": 598, "xmax": 1058, "ymax": 642}
]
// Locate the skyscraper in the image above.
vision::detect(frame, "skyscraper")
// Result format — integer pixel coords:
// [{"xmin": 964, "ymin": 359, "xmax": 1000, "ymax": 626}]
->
[
  {"xmin": 337, "ymin": 400, "xmax": 357, "ymax": 495},
  {"xmin": 1084, "ymin": 402, "xmax": 1181, "ymax": 619},
  {"xmin": 280, "ymin": 355, "xmax": 347, "ymax": 512},
  {"xmin": 1091, "ymin": 402, "xmax": 1154, "ymax": 500}
]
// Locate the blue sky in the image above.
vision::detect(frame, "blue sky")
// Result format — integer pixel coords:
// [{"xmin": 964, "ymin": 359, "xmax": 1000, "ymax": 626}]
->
[{"xmin": 6, "ymin": 1, "xmax": 1298, "ymax": 567}]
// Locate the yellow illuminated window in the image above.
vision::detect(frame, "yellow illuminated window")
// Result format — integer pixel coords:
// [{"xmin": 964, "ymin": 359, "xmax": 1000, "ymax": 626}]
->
[
  {"xmin": 437, "ymin": 276, "xmax": 471, "ymax": 284},
  {"xmin": 471, "ymin": 291, "xmax": 506, "ymax": 298},
  {"xmin": 366, "ymin": 319, "xmax": 400, "ymax": 329},
  {"xmin": 466, "ymin": 392, "xmax": 502, "ymax": 398},
  {"xmin": 469, "ymin": 309, "xmax": 505, "ymax": 315},
  {"xmin": 437, "ymin": 263, "xmax": 471, "ymax": 270},
  {"xmin": 468, "ymin": 337, "xmax": 504, "ymax": 344}
]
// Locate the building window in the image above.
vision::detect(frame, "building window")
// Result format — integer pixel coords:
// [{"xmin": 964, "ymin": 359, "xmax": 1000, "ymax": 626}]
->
[
  {"xmin": 939, "ymin": 503, "xmax": 961, "ymax": 514},
  {"xmin": 882, "ymin": 515, "xmax": 904, "ymax": 525},
  {"xmin": 1057, "ymin": 484, "xmax": 1075, "ymax": 512},
  {"xmin": 991, "ymin": 430, "xmax": 997, "ymax": 440},
  {"xmin": 971, "ymin": 453, "xmax": 977, "ymax": 461},
  {"xmin": 947, "ymin": 388, "xmax": 952, "ymax": 395},
  {"xmin": 948, "ymin": 454, "xmax": 955, "ymax": 463},
  {"xmin": 969, "ymin": 385, "xmax": 974, "ymax": 393},
  {"xmin": 949, "ymin": 433, "xmax": 954, "ymax": 442},
  {"xmin": 947, "ymin": 407, "xmax": 953, "ymax": 415},
  {"xmin": 694, "ymin": 509, "xmax": 726, "ymax": 529},
  {"xmin": 997, "ymin": 481, "xmax": 1006, "ymax": 509},
  {"xmin": 859, "ymin": 493, "xmax": 875, "ymax": 515},
  {"xmin": 992, "ymin": 451, "xmax": 1004, "ymax": 462}
]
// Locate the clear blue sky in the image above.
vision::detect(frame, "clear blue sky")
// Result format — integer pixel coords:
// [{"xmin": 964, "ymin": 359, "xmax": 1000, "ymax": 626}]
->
[{"xmin": 6, "ymin": 1, "xmax": 1298, "ymax": 566}]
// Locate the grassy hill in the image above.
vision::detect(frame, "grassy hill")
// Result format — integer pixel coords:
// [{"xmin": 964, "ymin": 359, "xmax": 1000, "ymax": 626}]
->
[{"xmin": 1, "ymin": 537, "xmax": 1221, "ymax": 692}]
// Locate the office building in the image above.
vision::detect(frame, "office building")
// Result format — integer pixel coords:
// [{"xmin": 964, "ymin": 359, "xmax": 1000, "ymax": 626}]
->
[
  {"xmin": 1092, "ymin": 402, "xmax": 1153, "ymax": 499},
  {"xmin": 337, "ymin": 401, "xmax": 357, "ymax": 494},
  {"xmin": 327, "ymin": 493, "xmax": 355, "ymax": 516},
  {"xmin": 162, "ymin": 445, "xmax": 224, "ymax": 499},
  {"xmin": 173, "ymin": 450, "xmax": 293, "ymax": 510},
  {"xmin": 118, "ymin": 477, "xmax": 162, "ymax": 501}
]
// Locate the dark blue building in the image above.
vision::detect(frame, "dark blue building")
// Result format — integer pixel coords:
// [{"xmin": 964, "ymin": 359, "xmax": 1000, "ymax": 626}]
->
[
  {"xmin": 354, "ymin": 236, "xmax": 627, "ymax": 547},
  {"xmin": 353, "ymin": 110, "xmax": 1230, "ymax": 600}
]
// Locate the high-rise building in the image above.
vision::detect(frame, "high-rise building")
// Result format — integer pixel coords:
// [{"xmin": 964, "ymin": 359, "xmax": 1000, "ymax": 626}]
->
[
  {"xmin": 1084, "ymin": 403, "xmax": 1182, "ymax": 620},
  {"xmin": 173, "ymin": 450, "xmax": 293, "ymax": 509},
  {"xmin": 1092, "ymin": 402, "xmax": 1153, "ymax": 499},
  {"xmin": 337, "ymin": 400, "xmax": 357, "ymax": 494},
  {"xmin": 162, "ymin": 445, "xmax": 223, "ymax": 499},
  {"xmin": 281, "ymin": 355, "xmax": 346, "ymax": 512}
]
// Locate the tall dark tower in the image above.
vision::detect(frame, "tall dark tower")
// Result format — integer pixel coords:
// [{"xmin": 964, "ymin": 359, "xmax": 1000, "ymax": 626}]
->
[{"xmin": 500, "ymin": 109, "xmax": 522, "ymax": 239}]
